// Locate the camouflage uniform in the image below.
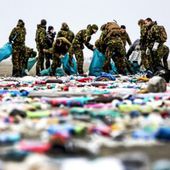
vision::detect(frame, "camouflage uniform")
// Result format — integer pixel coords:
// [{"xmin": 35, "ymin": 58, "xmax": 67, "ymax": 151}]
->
[
  {"xmin": 57, "ymin": 23, "xmax": 75, "ymax": 43},
  {"xmin": 23, "ymin": 47, "xmax": 37, "ymax": 70},
  {"xmin": 138, "ymin": 24, "xmax": 151, "ymax": 70},
  {"xmin": 103, "ymin": 28, "xmax": 128, "ymax": 74},
  {"xmin": 146, "ymin": 22, "xmax": 168, "ymax": 71},
  {"xmin": 45, "ymin": 27, "xmax": 56, "ymax": 69},
  {"xmin": 45, "ymin": 37, "xmax": 71, "ymax": 76},
  {"xmin": 120, "ymin": 31, "xmax": 132, "ymax": 47},
  {"xmin": 69, "ymin": 24, "xmax": 98, "ymax": 74},
  {"xmin": 95, "ymin": 25, "xmax": 108, "ymax": 54},
  {"xmin": 35, "ymin": 20, "xmax": 47, "ymax": 75},
  {"xmin": 9, "ymin": 20, "xmax": 26, "ymax": 77}
]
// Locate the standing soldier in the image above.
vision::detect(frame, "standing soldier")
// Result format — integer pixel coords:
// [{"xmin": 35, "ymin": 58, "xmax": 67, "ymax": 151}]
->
[
  {"xmin": 57, "ymin": 22, "xmax": 74, "ymax": 43},
  {"xmin": 145, "ymin": 18, "xmax": 169, "ymax": 72},
  {"xmin": 35, "ymin": 19, "xmax": 47, "ymax": 75},
  {"xmin": 69, "ymin": 24, "xmax": 98, "ymax": 74},
  {"xmin": 9, "ymin": 19, "xmax": 26, "ymax": 77},
  {"xmin": 45, "ymin": 26, "xmax": 56, "ymax": 69}
]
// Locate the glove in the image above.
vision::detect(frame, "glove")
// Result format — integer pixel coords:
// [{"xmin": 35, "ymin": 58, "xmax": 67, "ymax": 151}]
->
[
  {"xmin": 146, "ymin": 48, "xmax": 150, "ymax": 55},
  {"xmin": 135, "ymin": 45, "xmax": 140, "ymax": 50},
  {"xmin": 152, "ymin": 42, "xmax": 159, "ymax": 51}
]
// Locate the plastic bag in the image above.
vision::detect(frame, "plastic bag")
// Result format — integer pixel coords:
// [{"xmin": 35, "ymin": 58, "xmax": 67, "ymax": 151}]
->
[
  {"xmin": 27, "ymin": 57, "xmax": 37, "ymax": 71},
  {"xmin": 61, "ymin": 54, "xmax": 77, "ymax": 75},
  {"xmin": 0, "ymin": 43, "xmax": 12, "ymax": 62},
  {"xmin": 89, "ymin": 49, "xmax": 117, "ymax": 76}
]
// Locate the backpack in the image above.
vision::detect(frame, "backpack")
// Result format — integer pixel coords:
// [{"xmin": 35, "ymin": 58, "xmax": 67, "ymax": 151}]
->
[
  {"xmin": 158, "ymin": 25, "xmax": 167, "ymax": 43},
  {"xmin": 105, "ymin": 22, "xmax": 120, "ymax": 31}
]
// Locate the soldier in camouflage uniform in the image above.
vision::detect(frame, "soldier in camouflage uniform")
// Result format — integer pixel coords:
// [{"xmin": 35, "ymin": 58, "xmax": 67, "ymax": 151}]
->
[
  {"xmin": 35, "ymin": 19, "xmax": 47, "ymax": 75},
  {"xmin": 22, "ymin": 47, "xmax": 37, "ymax": 75},
  {"xmin": 145, "ymin": 18, "xmax": 169, "ymax": 72},
  {"xmin": 45, "ymin": 26, "xmax": 56, "ymax": 69},
  {"xmin": 102, "ymin": 23, "xmax": 128, "ymax": 74},
  {"xmin": 57, "ymin": 23, "xmax": 74, "ymax": 43},
  {"xmin": 95, "ymin": 24, "xmax": 108, "ymax": 54},
  {"xmin": 9, "ymin": 19, "xmax": 26, "ymax": 77},
  {"xmin": 44, "ymin": 37, "xmax": 71, "ymax": 76},
  {"xmin": 120, "ymin": 25, "xmax": 132, "ymax": 48},
  {"xmin": 69, "ymin": 24, "xmax": 98, "ymax": 74},
  {"xmin": 138, "ymin": 19, "xmax": 152, "ymax": 70}
]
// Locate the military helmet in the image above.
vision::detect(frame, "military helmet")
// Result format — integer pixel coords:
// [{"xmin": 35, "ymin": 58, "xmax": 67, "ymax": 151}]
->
[
  {"xmin": 61, "ymin": 22, "xmax": 69, "ymax": 30},
  {"xmin": 41, "ymin": 19, "xmax": 47, "ymax": 26},
  {"xmin": 17, "ymin": 19, "xmax": 25, "ymax": 27},
  {"xmin": 91, "ymin": 24, "xmax": 98, "ymax": 31}
]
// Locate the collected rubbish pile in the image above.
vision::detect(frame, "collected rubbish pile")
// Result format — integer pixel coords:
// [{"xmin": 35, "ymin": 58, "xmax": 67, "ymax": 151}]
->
[{"xmin": 0, "ymin": 75, "xmax": 170, "ymax": 169}]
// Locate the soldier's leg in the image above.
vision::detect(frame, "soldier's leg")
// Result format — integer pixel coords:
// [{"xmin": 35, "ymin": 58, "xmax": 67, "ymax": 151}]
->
[
  {"xmin": 103, "ymin": 47, "xmax": 112, "ymax": 72},
  {"xmin": 36, "ymin": 49, "xmax": 44, "ymax": 75},
  {"xmin": 162, "ymin": 45, "xmax": 169, "ymax": 69},
  {"xmin": 51, "ymin": 53, "xmax": 61, "ymax": 76},
  {"xmin": 12, "ymin": 48, "xmax": 20, "ymax": 77},
  {"xmin": 74, "ymin": 48, "xmax": 84, "ymax": 74},
  {"xmin": 45, "ymin": 53, "xmax": 51, "ymax": 69}
]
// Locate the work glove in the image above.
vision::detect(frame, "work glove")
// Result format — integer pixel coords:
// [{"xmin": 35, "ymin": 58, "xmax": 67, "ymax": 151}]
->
[
  {"xmin": 146, "ymin": 47, "xmax": 150, "ymax": 55},
  {"xmin": 152, "ymin": 42, "xmax": 159, "ymax": 51}
]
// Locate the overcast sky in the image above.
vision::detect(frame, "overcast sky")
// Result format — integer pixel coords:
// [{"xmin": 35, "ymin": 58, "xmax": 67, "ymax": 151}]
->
[{"xmin": 0, "ymin": 0, "xmax": 169, "ymax": 59}]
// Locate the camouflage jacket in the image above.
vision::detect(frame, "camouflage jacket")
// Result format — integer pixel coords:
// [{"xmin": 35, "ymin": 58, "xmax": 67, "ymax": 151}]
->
[
  {"xmin": 146, "ymin": 23, "xmax": 166, "ymax": 47},
  {"xmin": 139, "ymin": 25, "xmax": 148, "ymax": 49},
  {"xmin": 120, "ymin": 31, "xmax": 132, "ymax": 46},
  {"xmin": 57, "ymin": 28, "xmax": 74, "ymax": 43},
  {"xmin": 9, "ymin": 25, "xmax": 26, "ymax": 47},
  {"xmin": 72, "ymin": 29, "xmax": 94, "ymax": 50},
  {"xmin": 35, "ymin": 24, "xmax": 47, "ymax": 50}
]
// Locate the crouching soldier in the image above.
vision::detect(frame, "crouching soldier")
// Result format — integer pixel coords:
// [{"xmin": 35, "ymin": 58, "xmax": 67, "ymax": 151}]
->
[{"xmin": 44, "ymin": 37, "xmax": 71, "ymax": 76}]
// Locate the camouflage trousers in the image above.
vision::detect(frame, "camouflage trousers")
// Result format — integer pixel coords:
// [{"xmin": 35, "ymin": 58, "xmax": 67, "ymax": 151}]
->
[
  {"xmin": 45, "ymin": 53, "xmax": 52, "ymax": 69},
  {"xmin": 69, "ymin": 46, "xmax": 84, "ymax": 74},
  {"xmin": 141, "ymin": 50, "xmax": 152, "ymax": 70},
  {"xmin": 12, "ymin": 46, "xmax": 25, "ymax": 77},
  {"xmin": 157, "ymin": 44, "xmax": 169, "ymax": 69},
  {"xmin": 36, "ymin": 49, "xmax": 45, "ymax": 75},
  {"xmin": 51, "ymin": 53, "xmax": 61, "ymax": 76},
  {"xmin": 103, "ymin": 39, "xmax": 127, "ymax": 74}
]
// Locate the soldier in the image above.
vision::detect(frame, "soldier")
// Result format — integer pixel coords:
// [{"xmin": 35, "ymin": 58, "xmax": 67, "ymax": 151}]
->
[
  {"xmin": 45, "ymin": 26, "xmax": 56, "ymax": 69},
  {"xmin": 22, "ymin": 47, "xmax": 37, "ymax": 75},
  {"xmin": 120, "ymin": 25, "xmax": 132, "ymax": 48},
  {"xmin": 44, "ymin": 37, "xmax": 71, "ymax": 76},
  {"xmin": 9, "ymin": 19, "xmax": 26, "ymax": 77},
  {"xmin": 69, "ymin": 24, "xmax": 98, "ymax": 74},
  {"xmin": 57, "ymin": 22, "xmax": 74, "ymax": 43},
  {"xmin": 145, "ymin": 18, "xmax": 169, "ymax": 72},
  {"xmin": 95, "ymin": 24, "xmax": 108, "ymax": 54},
  {"xmin": 138, "ymin": 19, "xmax": 151, "ymax": 70},
  {"xmin": 35, "ymin": 19, "xmax": 47, "ymax": 76},
  {"xmin": 102, "ymin": 22, "xmax": 128, "ymax": 74}
]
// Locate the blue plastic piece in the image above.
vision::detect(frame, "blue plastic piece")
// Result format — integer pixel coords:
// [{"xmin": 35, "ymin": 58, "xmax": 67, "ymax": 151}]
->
[
  {"xmin": 89, "ymin": 49, "xmax": 117, "ymax": 76},
  {"xmin": 0, "ymin": 43, "xmax": 12, "ymax": 62}
]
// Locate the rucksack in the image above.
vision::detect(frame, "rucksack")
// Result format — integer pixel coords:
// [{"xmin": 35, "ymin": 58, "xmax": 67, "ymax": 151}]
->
[
  {"xmin": 158, "ymin": 25, "xmax": 167, "ymax": 43},
  {"xmin": 105, "ymin": 22, "xmax": 120, "ymax": 31}
]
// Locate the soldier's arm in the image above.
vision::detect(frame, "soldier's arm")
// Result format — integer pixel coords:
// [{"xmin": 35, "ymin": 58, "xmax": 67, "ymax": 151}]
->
[
  {"xmin": 57, "ymin": 31, "xmax": 62, "ymax": 38},
  {"xmin": 126, "ymin": 33, "xmax": 132, "ymax": 46},
  {"xmin": 9, "ymin": 28, "xmax": 17, "ymax": 43},
  {"xmin": 39, "ymin": 30, "xmax": 46, "ymax": 47}
]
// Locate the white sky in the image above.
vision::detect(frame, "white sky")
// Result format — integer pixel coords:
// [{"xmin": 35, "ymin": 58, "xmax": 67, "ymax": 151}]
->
[{"xmin": 0, "ymin": 0, "xmax": 169, "ymax": 59}]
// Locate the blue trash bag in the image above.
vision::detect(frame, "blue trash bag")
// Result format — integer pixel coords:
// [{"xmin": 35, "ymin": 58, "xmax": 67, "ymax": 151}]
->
[
  {"xmin": 27, "ymin": 57, "xmax": 37, "ymax": 71},
  {"xmin": 40, "ymin": 67, "xmax": 65, "ymax": 76},
  {"xmin": 61, "ymin": 54, "xmax": 77, "ymax": 75},
  {"xmin": 89, "ymin": 49, "xmax": 117, "ymax": 76},
  {"xmin": 0, "ymin": 43, "xmax": 12, "ymax": 62}
]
